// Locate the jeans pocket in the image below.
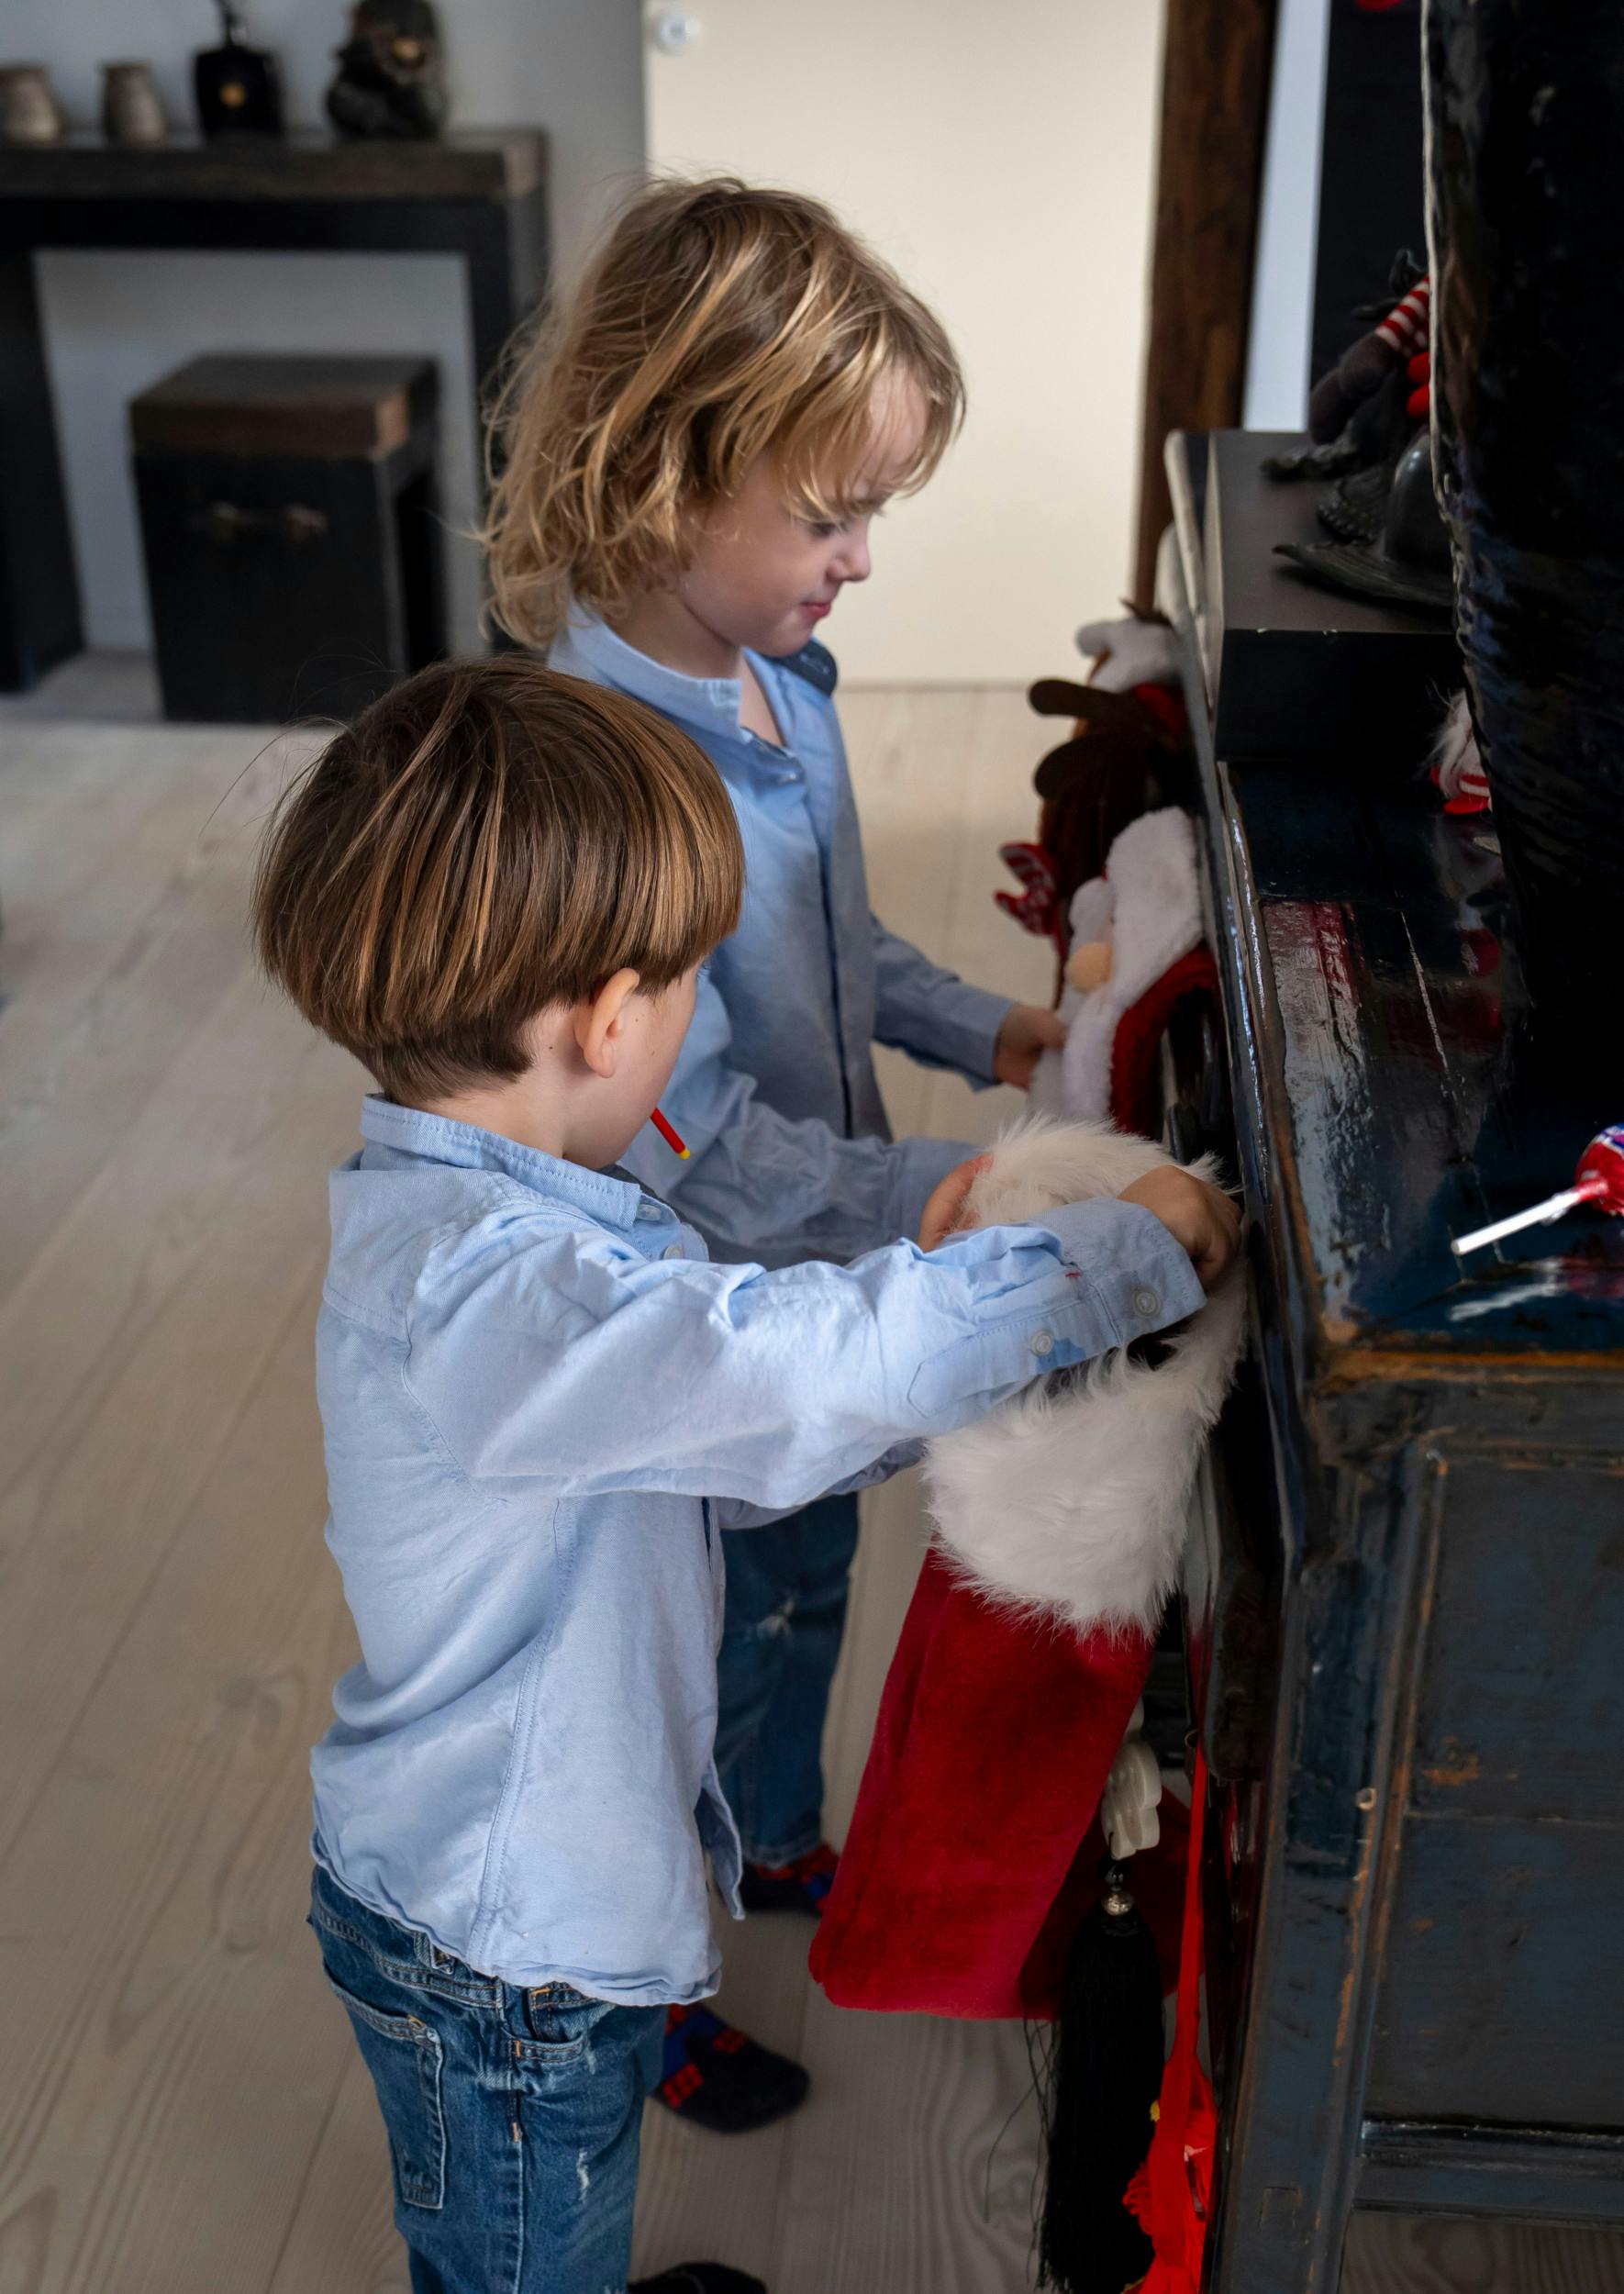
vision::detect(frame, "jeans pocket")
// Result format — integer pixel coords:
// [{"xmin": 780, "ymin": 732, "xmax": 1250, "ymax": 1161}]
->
[
  {"xmin": 324, "ymin": 1969, "xmax": 447, "ymax": 2210},
  {"xmin": 520, "ymin": 1982, "xmax": 615, "ymax": 2058}
]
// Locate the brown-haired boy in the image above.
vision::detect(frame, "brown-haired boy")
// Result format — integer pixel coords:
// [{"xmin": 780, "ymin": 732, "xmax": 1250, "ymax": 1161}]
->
[{"xmin": 255, "ymin": 658, "xmax": 1234, "ymax": 2294}]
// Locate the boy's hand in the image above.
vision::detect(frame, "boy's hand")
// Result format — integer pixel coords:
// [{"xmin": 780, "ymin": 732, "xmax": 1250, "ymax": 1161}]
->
[
  {"xmin": 1119, "ymin": 1168, "xmax": 1240, "ymax": 1291},
  {"xmin": 918, "ymin": 1154, "xmax": 991, "ymax": 1250},
  {"xmin": 994, "ymin": 1004, "xmax": 1066, "ymax": 1089}
]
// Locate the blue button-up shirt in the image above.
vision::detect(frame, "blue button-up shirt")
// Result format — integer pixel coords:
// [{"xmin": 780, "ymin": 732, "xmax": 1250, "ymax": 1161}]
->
[
  {"xmin": 549, "ymin": 612, "xmax": 1013, "ymax": 1267},
  {"xmin": 309, "ymin": 1097, "xmax": 1204, "ymax": 2003}
]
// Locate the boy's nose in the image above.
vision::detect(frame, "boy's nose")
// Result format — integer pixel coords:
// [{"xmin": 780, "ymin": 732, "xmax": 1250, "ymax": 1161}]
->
[{"xmin": 834, "ymin": 527, "xmax": 873, "ymax": 584}]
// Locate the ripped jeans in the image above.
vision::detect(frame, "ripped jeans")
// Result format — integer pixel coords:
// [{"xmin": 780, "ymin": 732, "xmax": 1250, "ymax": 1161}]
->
[
  {"xmin": 715, "ymin": 1491, "xmax": 862, "ymax": 1864},
  {"xmin": 309, "ymin": 1866, "xmax": 663, "ymax": 2294}
]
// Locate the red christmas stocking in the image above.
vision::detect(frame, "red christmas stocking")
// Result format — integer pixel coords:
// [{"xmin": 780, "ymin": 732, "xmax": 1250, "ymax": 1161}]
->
[{"xmin": 810, "ymin": 1549, "xmax": 1186, "ymax": 2017}]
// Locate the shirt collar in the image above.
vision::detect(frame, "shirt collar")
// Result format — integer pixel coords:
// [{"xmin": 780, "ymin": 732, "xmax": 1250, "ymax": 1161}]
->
[
  {"xmin": 358, "ymin": 1097, "xmax": 644, "ymax": 1230},
  {"xmin": 554, "ymin": 607, "xmax": 781, "ymax": 747}
]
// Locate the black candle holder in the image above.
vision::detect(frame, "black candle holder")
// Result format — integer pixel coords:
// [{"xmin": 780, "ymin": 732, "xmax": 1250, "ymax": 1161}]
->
[{"xmin": 194, "ymin": 2, "xmax": 284, "ymax": 139}]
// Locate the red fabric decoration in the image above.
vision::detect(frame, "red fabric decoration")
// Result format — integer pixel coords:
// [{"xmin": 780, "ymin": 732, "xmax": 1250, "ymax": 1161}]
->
[
  {"xmin": 1125, "ymin": 1750, "xmax": 1217, "ymax": 2292},
  {"xmin": 994, "ymin": 839, "xmax": 1063, "ymax": 941},
  {"xmin": 809, "ymin": 1547, "xmax": 1188, "ymax": 2016},
  {"xmin": 1406, "ymin": 349, "xmax": 1431, "ymax": 424},
  {"xmin": 1129, "ymin": 681, "xmax": 1187, "ymax": 742},
  {"xmin": 1108, "ymin": 943, "xmax": 1219, "ymax": 1140},
  {"xmin": 811, "ymin": 938, "xmax": 1220, "ymax": 2021}
]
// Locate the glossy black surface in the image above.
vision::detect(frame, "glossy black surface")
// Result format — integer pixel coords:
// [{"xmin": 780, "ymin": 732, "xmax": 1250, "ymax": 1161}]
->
[
  {"xmin": 1175, "ymin": 436, "xmax": 1624, "ymax": 1368},
  {"xmin": 1217, "ymin": 757, "xmax": 1624, "ymax": 1358},
  {"xmin": 1164, "ymin": 429, "xmax": 1624, "ymax": 2294}
]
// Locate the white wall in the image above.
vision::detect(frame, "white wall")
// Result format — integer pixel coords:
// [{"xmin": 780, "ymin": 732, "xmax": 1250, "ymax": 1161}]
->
[
  {"xmin": 17, "ymin": 1, "xmax": 646, "ymax": 651},
  {"xmin": 647, "ymin": 0, "xmax": 1165, "ymax": 685},
  {"xmin": 1242, "ymin": 0, "xmax": 1331, "ymax": 432}
]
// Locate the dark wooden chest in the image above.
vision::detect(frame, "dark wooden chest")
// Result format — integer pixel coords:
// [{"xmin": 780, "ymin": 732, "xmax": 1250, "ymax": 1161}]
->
[{"xmin": 131, "ymin": 352, "xmax": 445, "ymax": 723}]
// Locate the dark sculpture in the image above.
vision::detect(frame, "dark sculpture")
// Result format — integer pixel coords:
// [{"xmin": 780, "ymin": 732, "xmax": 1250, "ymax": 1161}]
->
[
  {"xmin": 1274, "ymin": 431, "xmax": 1452, "ymax": 615},
  {"xmin": 326, "ymin": 0, "xmax": 447, "ymax": 140},
  {"xmin": 1263, "ymin": 251, "xmax": 1450, "ymax": 616},
  {"xmin": 1427, "ymin": 0, "xmax": 1624, "ymax": 1063},
  {"xmin": 1262, "ymin": 253, "xmax": 1428, "ymax": 484}
]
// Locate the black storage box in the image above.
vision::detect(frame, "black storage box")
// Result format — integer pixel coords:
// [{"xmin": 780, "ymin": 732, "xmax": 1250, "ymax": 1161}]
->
[
  {"xmin": 131, "ymin": 352, "xmax": 445, "ymax": 722},
  {"xmin": 1183, "ymin": 430, "xmax": 1460, "ymax": 767}
]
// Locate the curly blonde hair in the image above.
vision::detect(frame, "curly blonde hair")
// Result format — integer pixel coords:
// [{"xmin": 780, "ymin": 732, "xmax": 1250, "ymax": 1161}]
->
[{"xmin": 483, "ymin": 176, "xmax": 965, "ymax": 650}]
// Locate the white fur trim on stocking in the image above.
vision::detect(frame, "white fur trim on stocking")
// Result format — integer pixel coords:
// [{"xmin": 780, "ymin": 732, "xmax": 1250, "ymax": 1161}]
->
[{"xmin": 923, "ymin": 1117, "xmax": 1244, "ymax": 1636}]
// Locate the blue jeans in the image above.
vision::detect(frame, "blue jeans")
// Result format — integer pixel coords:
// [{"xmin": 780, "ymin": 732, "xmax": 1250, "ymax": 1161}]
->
[
  {"xmin": 715, "ymin": 1491, "xmax": 861, "ymax": 1864},
  {"xmin": 309, "ymin": 1866, "xmax": 663, "ymax": 2294}
]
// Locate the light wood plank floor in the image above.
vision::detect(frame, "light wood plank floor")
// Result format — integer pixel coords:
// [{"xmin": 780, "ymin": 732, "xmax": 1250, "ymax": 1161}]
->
[{"xmin": 3, "ymin": 670, "xmax": 1619, "ymax": 2293}]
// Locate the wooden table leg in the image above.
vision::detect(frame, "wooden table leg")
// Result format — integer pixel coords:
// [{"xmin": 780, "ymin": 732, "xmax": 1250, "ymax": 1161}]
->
[{"xmin": 0, "ymin": 249, "xmax": 82, "ymax": 690}]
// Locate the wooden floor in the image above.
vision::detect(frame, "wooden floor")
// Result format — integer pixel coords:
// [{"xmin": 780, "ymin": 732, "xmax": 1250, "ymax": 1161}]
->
[{"xmin": 2, "ymin": 664, "xmax": 1618, "ymax": 2293}]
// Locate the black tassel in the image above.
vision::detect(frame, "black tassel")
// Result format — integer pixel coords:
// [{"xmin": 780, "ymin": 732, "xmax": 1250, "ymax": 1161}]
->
[{"xmin": 1036, "ymin": 1860, "xmax": 1164, "ymax": 2294}]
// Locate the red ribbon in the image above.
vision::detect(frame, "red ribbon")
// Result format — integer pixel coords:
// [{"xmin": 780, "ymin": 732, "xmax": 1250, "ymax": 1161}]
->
[{"xmin": 1125, "ymin": 1748, "xmax": 1218, "ymax": 2292}]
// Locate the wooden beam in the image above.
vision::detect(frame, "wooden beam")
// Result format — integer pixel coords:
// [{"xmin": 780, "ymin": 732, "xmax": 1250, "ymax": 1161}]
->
[{"xmin": 1132, "ymin": 0, "xmax": 1278, "ymax": 609}]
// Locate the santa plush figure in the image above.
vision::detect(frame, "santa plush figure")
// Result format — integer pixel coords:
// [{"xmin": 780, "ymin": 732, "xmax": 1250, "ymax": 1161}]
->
[{"xmin": 1031, "ymin": 806, "xmax": 1218, "ymax": 1132}]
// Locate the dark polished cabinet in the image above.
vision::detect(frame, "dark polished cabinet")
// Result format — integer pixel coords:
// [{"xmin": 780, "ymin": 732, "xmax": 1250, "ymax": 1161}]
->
[{"xmin": 1166, "ymin": 434, "xmax": 1624, "ymax": 2293}]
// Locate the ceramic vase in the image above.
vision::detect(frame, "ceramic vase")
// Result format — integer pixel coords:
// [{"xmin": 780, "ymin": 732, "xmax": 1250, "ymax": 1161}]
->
[{"xmin": 101, "ymin": 61, "xmax": 169, "ymax": 146}]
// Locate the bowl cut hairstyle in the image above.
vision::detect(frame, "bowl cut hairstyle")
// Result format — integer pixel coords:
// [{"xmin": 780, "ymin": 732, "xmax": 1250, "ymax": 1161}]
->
[{"xmin": 252, "ymin": 657, "xmax": 744, "ymax": 1107}]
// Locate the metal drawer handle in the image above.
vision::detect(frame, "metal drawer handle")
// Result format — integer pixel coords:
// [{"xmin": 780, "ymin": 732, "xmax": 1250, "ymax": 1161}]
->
[{"xmin": 189, "ymin": 501, "xmax": 329, "ymax": 543}]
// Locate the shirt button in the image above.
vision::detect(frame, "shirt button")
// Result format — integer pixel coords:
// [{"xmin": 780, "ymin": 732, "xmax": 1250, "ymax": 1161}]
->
[
  {"xmin": 1131, "ymin": 1286, "xmax": 1162, "ymax": 1319},
  {"xmin": 662, "ymin": 1242, "xmax": 684, "ymax": 1260},
  {"xmin": 1029, "ymin": 1330, "xmax": 1054, "ymax": 1357}
]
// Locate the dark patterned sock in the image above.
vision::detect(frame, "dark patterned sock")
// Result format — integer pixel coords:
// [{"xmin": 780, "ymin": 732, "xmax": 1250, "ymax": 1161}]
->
[
  {"xmin": 628, "ymin": 2266, "xmax": 767, "ymax": 2293},
  {"xmin": 738, "ymin": 1841, "xmax": 840, "ymax": 1917},
  {"xmin": 654, "ymin": 2003, "xmax": 809, "ymax": 2133}
]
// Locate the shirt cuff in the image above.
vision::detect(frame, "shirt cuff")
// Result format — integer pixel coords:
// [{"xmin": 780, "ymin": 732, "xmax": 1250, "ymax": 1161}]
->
[
  {"xmin": 1037, "ymin": 1197, "xmax": 1207, "ymax": 1342},
  {"xmin": 886, "ymin": 1134, "xmax": 982, "ymax": 1252},
  {"xmin": 940, "ymin": 985, "xmax": 1017, "ymax": 1087}
]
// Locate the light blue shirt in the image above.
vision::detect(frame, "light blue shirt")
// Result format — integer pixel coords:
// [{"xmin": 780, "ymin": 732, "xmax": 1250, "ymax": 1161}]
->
[
  {"xmin": 549, "ymin": 612, "xmax": 1014, "ymax": 1266},
  {"xmin": 309, "ymin": 1097, "xmax": 1205, "ymax": 2003}
]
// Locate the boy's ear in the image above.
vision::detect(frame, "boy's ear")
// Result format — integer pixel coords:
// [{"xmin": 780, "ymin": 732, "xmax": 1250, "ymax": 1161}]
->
[{"xmin": 575, "ymin": 969, "xmax": 641, "ymax": 1079}]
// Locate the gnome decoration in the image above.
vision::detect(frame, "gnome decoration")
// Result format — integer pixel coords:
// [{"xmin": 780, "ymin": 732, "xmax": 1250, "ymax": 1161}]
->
[
  {"xmin": 327, "ymin": 0, "xmax": 447, "ymax": 139},
  {"xmin": 1262, "ymin": 252, "xmax": 1429, "ymax": 484},
  {"xmin": 1262, "ymin": 256, "xmax": 1452, "ymax": 614},
  {"xmin": 1431, "ymin": 690, "xmax": 1490, "ymax": 817},
  {"xmin": 1307, "ymin": 270, "xmax": 1430, "ymax": 452}
]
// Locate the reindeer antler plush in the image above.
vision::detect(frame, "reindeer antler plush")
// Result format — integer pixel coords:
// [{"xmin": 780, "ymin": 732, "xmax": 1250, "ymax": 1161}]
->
[{"xmin": 996, "ymin": 636, "xmax": 1190, "ymax": 999}]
